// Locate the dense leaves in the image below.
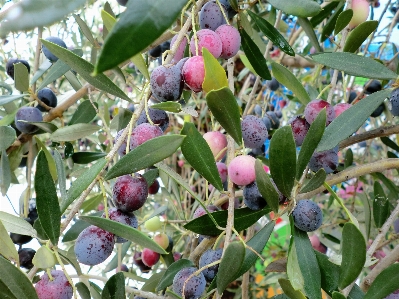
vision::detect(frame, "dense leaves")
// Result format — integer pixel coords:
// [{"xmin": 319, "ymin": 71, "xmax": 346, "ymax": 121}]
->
[{"xmin": 2, "ymin": 1, "xmax": 399, "ymax": 299}]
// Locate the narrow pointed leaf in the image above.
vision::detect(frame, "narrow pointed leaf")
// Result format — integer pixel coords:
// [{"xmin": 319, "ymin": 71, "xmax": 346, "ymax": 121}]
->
[
  {"xmin": 14, "ymin": 63, "xmax": 29, "ymax": 92},
  {"xmin": 151, "ymin": 102, "xmax": 182, "ymax": 113},
  {"xmin": 311, "ymin": 53, "xmax": 397, "ymax": 80},
  {"xmin": 239, "ymin": 11, "xmax": 265, "ymax": 52},
  {"xmin": 53, "ymin": 150, "xmax": 67, "ymax": 201},
  {"xmin": 360, "ymin": 193, "xmax": 371, "ymax": 240},
  {"xmin": 279, "ymin": 279, "xmax": 307, "ymax": 299},
  {"xmin": 89, "ymin": 282, "xmax": 102, "ymax": 299},
  {"xmin": 34, "ymin": 136, "xmax": 57, "ymax": 180},
  {"xmin": 30, "ymin": 60, "xmax": 52, "ymax": 85},
  {"xmin": 76, "ymin": 282, "xmax": 91, "ymax": 299},
  {"xmin": 0, "ymin": 94, "xmax": 26, "ymax": 106},
  {"xmin": 247, "ymin": 11, "xmax": 294, "ymax": 56},
  {"xmin": 344, "ymin": 21, "xmax": 378, "ymax": 53},
  {"xmin": 344, "ymin": 149, "xmax": 353, "ymax": 169},
  {"xmin": 41, "ymin": 40, "xmax": 130, "ymax": 101},
  {"xmin": 156, "ymin": 259, "xmax": 194, "ymax": 291},
  {"xmin": 364, "ymin": 264, "xmax": 399, "ymax": 299},
  {"xmin": 300, "ymin": 169, "xmax": 326, "ymax": 193},
  {"xmin": 206, "ymin": 87, "xmax": 242, "ymax": 145},
  {"xmin": 315, "ymin": 251, "xmax": 365, "ymax": 299},
  {"xmin": 315, "ymin": 251, "xmax": 340, "ymax": 295},
  {"xmin": 217, "ymin": 242, "xmax": 245, "ymax": 294},
  {"xmin": 62, "ymin": 158, "xmax": 107, "ymax": 212},
  {"xmin": 142, "ymin": 168, "xmax": 159, "ymax": 186},
  {"xmin": 0, "ymin": 126, "xmax": 16, "ymax": 152},
  {"xmin": 0, "ymin": 221, "xmax": 19, "ymax": 263},
  {"xmin": 69, "ymin": 101, "xmax": 99, "ymax": 125},
  {"xmin": 296, "ymin": 109, "xmax": 326, "ymax": 180},
  {"xmin": 101, "ymin": 9, "xmax": 116, "ymax": 31},
  {"xmin": 50, "ymin": 124, "xmax": 101, "ymax": 142},
  {"xmin": 317, "ymin": 89, "xmax": 391, "ymax": 152},
  {"xmin": 335, "ymin": 10, "xmax": 353, "ymax": 35},
  {"xmin": 102, "ymin": 272, "xmax": 125, "ymax": 299},
  {"xmin": 310, "ymin": 1, "xmax": 341, "ymax": 27},
  {"xmin": 239, "ymin": 28, "xmax": 271, "ymax": 79},
  {"xmin": 105, "ymin": 135, "xmax": 185, "ymax": 180},
  {"xmin": 269, "ymin": 126, "xmax": 297, "ymax": 198},
  {"xmin": 0, "ymin": 256, "xmax": 39, "ymax": 299},
  {"xmin": 0, "ymin": 0, "xmax": 85, "ymax": 36},
  {"xmin": 0, "ymin": 150, "xmax": 11, "ymax": 196},
  {"xmin": 228, "ymin": 0, "xmax": 238, "ymax": 11},
  {"xmin": 80, "ymin": 216, "xmax": 167, "ymax": 254},
  {"xmin": 373, "ymin": 172, "xmax": 399, "ymax": 197},
  {"xmin": 332, "ymin": 292, "xmax": 347, "ymax": 299},
  {"xmin": 271, "ymin": 62, "xmax": 310, "ymax": 105},
  {"xmin": 131, "ymin": 54, "xmax": 150, "ymax": 80},
  {"xmin": 338, "ymin": 223, "xmax": 366, "ymax": 289},
  {"xmin": 34, "ymin": 151, "xmax": 61, "ymax": 245},
  {"xmin": 267, "ymin": 0, "xmax": 321, "ymax": 17},
  {"xmin": 380, "ymin": 136, "xmax": 399, "ymax": 152},
  {"xmin": 297, "ymin": 17, "xmax": 322, "ymax": 52},
  {"xmin": 184, "ymin": 207, "xmax": 271, "ymax": 236},
  {"xmin": 32, "ymin": 245, "xmax": 56, "ymax": 269},
  {"xmin": 37, "ymin": 49, "xmax": 85, "ymax": 90},
  {"xmin": 373, "ymin": 182, "xmax": 389, "ymax": 228},
  {"xmin": 255, "ymin": 160, "xmax": 279, "ymax": 212},
  {"xmin": 95, "ymin": 0, "xmax": 188, "ymax": 74},
  {"xmin": 73, "ymin": 14, "xmax": 96, "ymax": 46},
  {"xmin": 203, "ymin": 48, "xmax": 229, "ymax": 92},
  {"xmin": 142, "ymin": 271, "xmax": 165, "ymax": 292},
  {"xmin": 287, "ymin": 241, "xmax": 305, "ymax": 290},
  {"xmin": 28, "ymin": 122, "xmax": 58, "ymax": 133},
  {"xmin": 236, "ymin": 221, "xmax": 275, "ymax": 277},
  {"xmin": 0, "ymin": 212, "xmax": 37, "ymax": 237},
  {"xmin": 321, "ymin": 2, "xmax": 345, "ymax": 41},
  {"xmin": 72, "ymin": 152, "xmax": 107, "ymax": 164},
  {"xmin": 181, "ymin": 122, "xmax": 223, "ymax": 190},
  {"xmin": 292, "ymin": 224, "xmax": 322, "ymax": 299},
  {"xmin": 62, "ymin": 219, "xmax": 91, "ymax": 243}
]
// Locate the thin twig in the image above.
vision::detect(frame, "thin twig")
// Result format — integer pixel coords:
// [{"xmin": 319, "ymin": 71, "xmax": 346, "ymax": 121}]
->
[
  {"xmin": 339, "ymin": 124, "xmax": 399, "ymax": 150},
  {"xmin": 164, "ymin": 0, "xmax": 207, "ymax": 65},
  {"xmin": 243, "ymin": 10, "xmax": 283, "ymax": 116},
  {"xmin": 361, "ymin": 244, "xmax": 399, "ymax": 291},
  {"xmin": 61, "ymin": 98, "xmax": 145, "ymax": 232},
  {"xmin": 32, "ymin": 27, "xmax": 43, "ymax": 94},
  {"xmin": 327, "ymin": 0, "xmax": 352, "ymax": 103},
  {"xmin": 297, "ymin": 159, "xmax": 399, "ymax": 199},
  {"xmin": 189, "ymin": 236, "xmax": 217, "ymax": 265}
]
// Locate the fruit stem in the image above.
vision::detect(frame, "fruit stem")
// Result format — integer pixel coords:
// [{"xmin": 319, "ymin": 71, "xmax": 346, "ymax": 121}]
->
[
  {"xmin": 316, "ymin": 84, "xmax": 332, "ymax": 99},
  {"xmin": 192, "ymin": 5, "xmax": 199, "ymax": 56},
  {"xmin": 23, "ymin": 139, "xmax": 34, "ymax": 218},
  {"xmin": 46, "ymin": 268, "xmax": 54, "ymax": 281},
  {"xmin": 232, "ymin": 227, "xmax": 265, "ymax": 262},
  {"xmin": 99, "ymin": 178, "xmax": 109, "ymax": 219},
  {"xmin": 53, "ymin": 247, "xmax": 78, "ymax": 298},
  {"xmin": 215, "ymin": 0, "xmax": 230, "ymax": 24},
  {"xmin": 116, "ymin": 243, "xmax": 122, "ymax": 272},
  {"xmin": 213, "ymin": 230, "xmax": 226, "ymax": 250}
]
